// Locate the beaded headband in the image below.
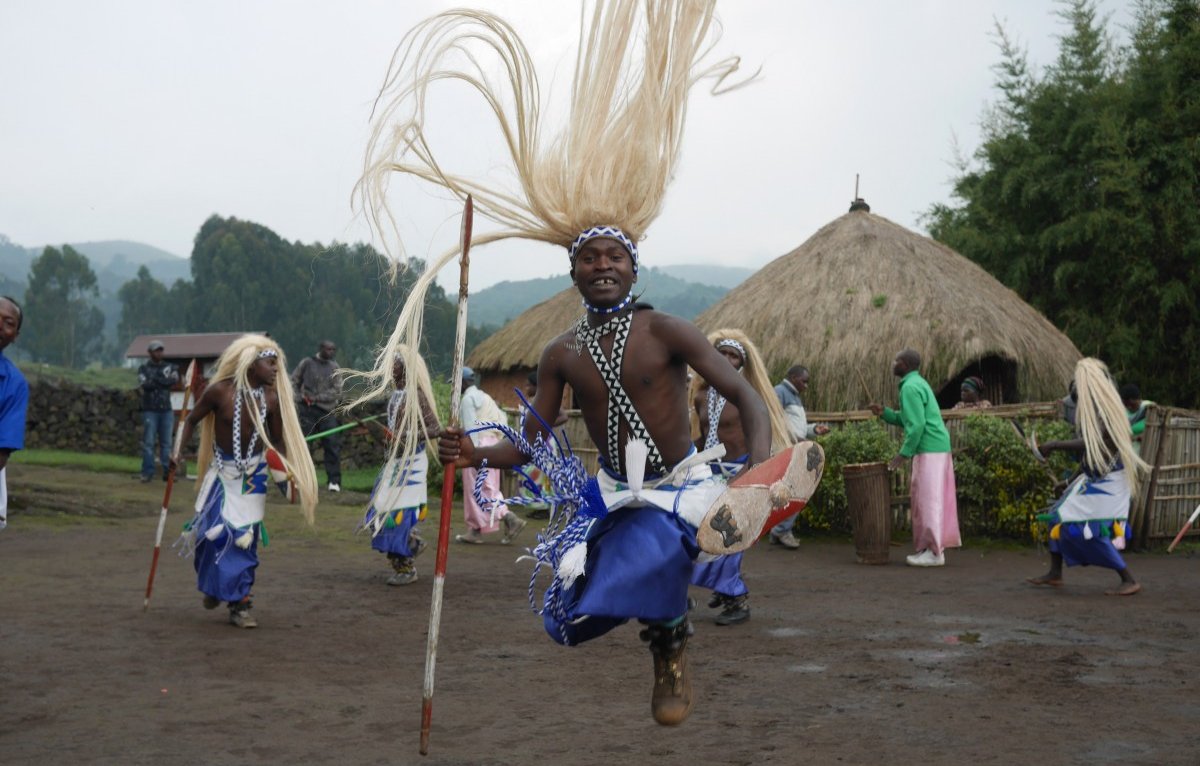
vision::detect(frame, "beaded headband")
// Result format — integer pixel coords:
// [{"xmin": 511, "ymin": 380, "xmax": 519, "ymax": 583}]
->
[
  {"xmin": 257, "ymin": 348, "xmax": 278, "ymax": 359},
  {"xmin": 715, "ymin": 338, "xmax": 746, "ymax": 360},
  {"xmin": 570, "ymin": 225, "xmax": 639, "ymax": 315},
  {"xmin": 567, "ymin": 225, "xmax": 639, "ymax": 276}
]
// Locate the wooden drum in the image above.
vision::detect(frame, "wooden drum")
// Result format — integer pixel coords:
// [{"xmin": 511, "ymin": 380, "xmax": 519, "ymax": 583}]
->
[{"xmin": 842, "ymin": 462, "xmax": 891, "ymax": 564}]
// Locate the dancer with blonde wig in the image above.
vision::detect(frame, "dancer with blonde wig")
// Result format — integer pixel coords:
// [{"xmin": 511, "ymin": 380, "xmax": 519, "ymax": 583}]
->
[
  {"xmin": 1027, "ymin": 358, "xmax": 1150, "ymax": 596},
  {"xmin": 689, "ymin": 329, "xmax": 793, "ymax": 625},
  {"xmin": 360, "ymin": 1, "xmax": 763, "ymax": 725},
  {"xmin": 360, "ymin": 349, "xmax": 441, "ymax": 585},
  {"xmin": 172, "ymin": 335, "xmax": 318, "ymax": 628}
]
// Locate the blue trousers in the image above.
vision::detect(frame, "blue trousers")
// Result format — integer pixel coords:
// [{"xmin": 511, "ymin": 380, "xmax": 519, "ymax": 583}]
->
[{"xmin": 141, "ymin": 410, "xmax": 174, "ymax": 479}]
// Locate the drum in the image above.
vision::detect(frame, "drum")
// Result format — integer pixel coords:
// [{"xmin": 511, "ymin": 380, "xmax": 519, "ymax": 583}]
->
[{"xmin": 843, "ymin": 462, "xmax": 891, "ymax": 564}]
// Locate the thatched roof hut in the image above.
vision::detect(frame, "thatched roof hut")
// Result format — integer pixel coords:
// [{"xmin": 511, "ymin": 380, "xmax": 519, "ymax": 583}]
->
[
  {"xmin": 467, "ymin": 288, "xmax": 582, "ymax": 407},
  {"xmin": 697, "ymin": 204, "xmax": 1082, "ymax": 411}
]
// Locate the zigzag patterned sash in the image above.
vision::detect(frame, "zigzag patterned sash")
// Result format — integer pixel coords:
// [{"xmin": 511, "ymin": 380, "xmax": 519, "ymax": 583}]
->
[
  {"xmin": 704, "ymin": 386, "xmax": 727, "ymax": 450},
  {"xmin": 573, "ymin": 312, "xmax": 666, "ymax": 474}
]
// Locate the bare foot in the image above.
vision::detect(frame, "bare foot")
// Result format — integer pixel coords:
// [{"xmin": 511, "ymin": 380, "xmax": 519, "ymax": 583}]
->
[
  {"xmin": 1105, "ymin": 582, "xmax": 1142, "ymax": 596},
  {"xmin": 1026, "ymin": 575, "xmax": 1063, "ymax": 587}
]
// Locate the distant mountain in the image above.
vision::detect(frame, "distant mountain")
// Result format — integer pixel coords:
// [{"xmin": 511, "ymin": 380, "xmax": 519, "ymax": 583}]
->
[
  {"xmin": 0, "ymin": 236, "xmax": 190, "ymax": 292},
  {"xmin": 0, "ymin": 235, "xmax": 191, "ymax": 359},
  {"xmin": 68, "ymin": 241, "xmax": 190, "ymax": 292},
  {"xmin": 654, "ymin": 264, "xmax": 754, "ymax": 289},
  {"xmin": 467, "ymin": 266, "xmax": 729, "ymax": 328},
  {"xmin": 65, "ymin": 240, "xmax": 184, "ymax": 269},
  {"xmin": 469, "ymin": 274, "xmax": 573, "ymax": 328}
]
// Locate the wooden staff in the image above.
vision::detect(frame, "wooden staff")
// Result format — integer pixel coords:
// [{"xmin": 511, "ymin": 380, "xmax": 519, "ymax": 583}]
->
[
  {"xmin": 421, "ymin": 194, "xmax": 473, "ymax": 756},
  {"xmin": 855, "ymin": 368, "xmax": 873, "ymax": 405},
  {"xmin": 1009, "ymin": 420, "xmax": 1061, "ymax": 485},
  {"xmin": 142, "ymin": 360, "xmax": 198, "ymax": 611},
  {"xmin": 1167, "ymin": 503, "xmax": 1200, "ymax": 553}
]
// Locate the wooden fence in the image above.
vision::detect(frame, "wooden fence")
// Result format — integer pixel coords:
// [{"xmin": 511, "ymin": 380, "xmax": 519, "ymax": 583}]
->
[
  {"xmin": 810, "ymin": 403, "xmax": 1063, "ymax": 533},
  {"xmin": 498, "ymin": 402, "xmax": 1198, "ymax": 549},
  {"xmin": 1132, "ymin": 406, "xmax": 1200, "ymax": 546}
]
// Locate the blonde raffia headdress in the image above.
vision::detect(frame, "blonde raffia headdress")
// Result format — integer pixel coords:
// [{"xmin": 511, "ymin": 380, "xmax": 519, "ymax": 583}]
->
[
  {"xmin": 355, "ymin": 1, "xmax": 753, "ymax": 463},
  {"xmin": 690, "ymin": 328, "xmax": 794, "ymax": 454},
  {"xmin": 194, "ymin": 334, "xmax": 319, "ymax": 523},
  {"xmin": 1073, "ymin": 357, "xmax": 1149, "ymax": 495}
]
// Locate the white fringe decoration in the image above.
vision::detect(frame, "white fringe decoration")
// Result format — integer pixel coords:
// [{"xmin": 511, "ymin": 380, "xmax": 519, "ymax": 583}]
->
[
  {"xmin": 624, "ymin": 438, "xmax": 648, "ymax": 499},
  {"xmin": 557, "ymin": 541, "xmax": 589, "ymax": 588},
  {"xmin": 235, "ymin": 530, "xmax": 254, "ymax": 550}
]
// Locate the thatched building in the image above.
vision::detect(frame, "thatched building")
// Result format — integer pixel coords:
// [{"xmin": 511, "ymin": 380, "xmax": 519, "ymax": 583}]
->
[
  {"xmin": 467, "ymin": 288, "xmax": 582, "ymax": 407},
  {"xmin": 697, "ymin": 202, "xmax": 1082, "ymax": 411}
]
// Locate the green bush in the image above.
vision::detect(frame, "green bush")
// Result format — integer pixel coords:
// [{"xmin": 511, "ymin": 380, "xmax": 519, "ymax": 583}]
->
[
  {"xmin": 953, "ymin": 415, "xmax": 1076, "ymax": 539},
  {"xmin": 800, "ymin": 420, "xmax": 899, "ymax": 534}
]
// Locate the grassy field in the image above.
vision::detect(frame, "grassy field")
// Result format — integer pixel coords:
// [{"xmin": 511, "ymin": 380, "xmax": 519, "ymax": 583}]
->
[
  {"xmin": 16, "ymin": 362, "xmax": 138, "ymax": 388},
  {"xmin": 11, "ymin": 448, "xmax": 383, "ymax": 493},
  {"xmin": 12, "ymin": 449, "xmax": 142, "ymax": 473}
]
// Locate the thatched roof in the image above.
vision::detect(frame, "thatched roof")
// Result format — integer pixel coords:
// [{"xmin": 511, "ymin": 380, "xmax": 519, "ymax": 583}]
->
[
  {"xmin": 468, "ymin": 287, "xmax": 583, "ymax": 371},
  {"xmin": 696, "ymin": 209, "xmax": 1082, "ymax": 410}
]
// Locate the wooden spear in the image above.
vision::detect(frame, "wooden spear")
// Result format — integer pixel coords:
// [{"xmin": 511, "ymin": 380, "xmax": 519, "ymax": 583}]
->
[
  {"xmin": 143, "ymin": 359, "xmax": 198, "ymax": 611},
  {"xmin": 1167, "ymin": 503, "xmax": 1200, "ymax": 553},
  {"xmin": 420, "ymin": 194, "xmax": 473, "ymax": 755}
]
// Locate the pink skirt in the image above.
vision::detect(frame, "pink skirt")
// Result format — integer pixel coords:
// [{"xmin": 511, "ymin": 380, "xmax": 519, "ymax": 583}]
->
[
  {"xmin": 909, "ymin": 452, "xmax": 961, "ymax": 555},
  {"xmin": 461, "ymin": 431, "xmax": 510, "ymax": 533}
]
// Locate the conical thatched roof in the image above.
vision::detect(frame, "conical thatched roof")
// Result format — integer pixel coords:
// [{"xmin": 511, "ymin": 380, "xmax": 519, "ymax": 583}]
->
[
  {"xmin": 468, "ymin": 287, "xmax": 583, "ymax": 371},
  {"xmin": 697, "ymin": 208, "xmax": 1081, "ymax": 411}
]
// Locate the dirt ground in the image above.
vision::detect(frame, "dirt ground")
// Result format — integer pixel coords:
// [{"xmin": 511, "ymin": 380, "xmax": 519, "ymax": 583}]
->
[{"xmin": 2, "ymin": 463, "xmax": 1199, "ymax": 766}]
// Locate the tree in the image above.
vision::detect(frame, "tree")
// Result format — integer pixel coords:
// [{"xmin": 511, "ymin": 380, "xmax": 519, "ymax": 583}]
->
[
  {"xmin": 182, "ymin": 215, "xmax": 469, "ymax": 373},
  {"xmin": 926, "ymin": 0, "xmax": 1200, "ymax": 405},
  {"xmin": 117, "ymin": 265, "xmax": 173, "ymax": 341},
  {"xmin": 22, "ymin": 245, "xmax": 105, "ymax": 368}
]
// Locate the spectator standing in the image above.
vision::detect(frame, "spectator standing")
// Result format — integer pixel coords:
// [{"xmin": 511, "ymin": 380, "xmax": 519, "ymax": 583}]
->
[
  {"xmin": 455, "ymin": 367, "xmax": 525, "ymax": 545},
  {"xmin": 1119, "ymin": 384, "xmax": 1153, "ymax": 456},
  {"xmin": 0, "ymin": 297, "xmax": 29, "ymax": 530},
  {"xmin": 292, "ymin": 340, "xmax": 343, "ymax": 492},
  {"xmin": 952, "ymin": 376, "xmax": 992, "ymax": 410},
  {"xmin": 869, "ymin": 349, "xmax": 961, "ymax": 567},
  {"xmin": 137, "ymin": 340, "xmax": 179, "ymax": 482},
  {"xmin": 769, "ymin": 365, "xmax": 829, "ymax": 548}
]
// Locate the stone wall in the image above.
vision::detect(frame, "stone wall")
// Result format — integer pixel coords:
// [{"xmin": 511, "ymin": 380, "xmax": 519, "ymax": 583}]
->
[
  {"xmin": 23, "ymin": 379, "xmax": 390, "ymax": 471},
  {"xmin": 25, "ymin": 380, "xmax": 142, "ymax": 454}
]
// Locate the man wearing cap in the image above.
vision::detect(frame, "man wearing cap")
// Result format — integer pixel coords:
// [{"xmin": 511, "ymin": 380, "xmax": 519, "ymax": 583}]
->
[
  {"xmin": 455, "ymin": 367, "xmax": 525, "ymax": 545},
  {"xmin": 137, "ymin": 340, "xmax": 180, "ymax": 482}
]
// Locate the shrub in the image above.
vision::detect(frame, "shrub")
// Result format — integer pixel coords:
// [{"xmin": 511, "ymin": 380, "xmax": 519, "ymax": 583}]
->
[
  {"xmin": 953, "ymin": 415, "xmax": 1076, "ymax": 539},
  {"xmin": 800, "ymin": 420, "xmax": 899, "ymax": 534}
]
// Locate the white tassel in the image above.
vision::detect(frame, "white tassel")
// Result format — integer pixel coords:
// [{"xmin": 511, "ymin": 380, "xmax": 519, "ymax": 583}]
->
[
  {"xmin": 235, "ymin": 530, "xmax": 254, "ymax": 549},
  {"xmin": 204, "ymin": 524, "xmax": 224, "ymax": 541},
  {"xmin": 624, "ymin": 438, "xmax": 648, "ymax": 498},
  {"xmin": 1082, "ymin": 522, "xmax": 1093, "ymax": 540},
  {"xmin": 557, "ymin": 541, "xmax": 588, "ymax": 588}
]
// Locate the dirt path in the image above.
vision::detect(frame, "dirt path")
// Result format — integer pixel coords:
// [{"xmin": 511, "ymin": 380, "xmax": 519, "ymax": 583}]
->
[{"xmin": 2, "ymin": 464, "xmax": 1198, "ymax": 765}]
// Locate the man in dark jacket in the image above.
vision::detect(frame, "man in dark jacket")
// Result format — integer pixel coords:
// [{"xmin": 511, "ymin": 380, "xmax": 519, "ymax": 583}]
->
[
  {"xmin": 292, "ymin": 340, "xmax": 343, "ymax": 491},
  {"xmin": 138, "ymin": 340, "xmax": 179, "ymax": 482}
]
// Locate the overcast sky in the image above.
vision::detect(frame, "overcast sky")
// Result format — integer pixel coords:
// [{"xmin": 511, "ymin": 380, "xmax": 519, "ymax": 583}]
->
[{"xmin": 1, "ymin": 1, "xmax": 1134, "ymax": 291}]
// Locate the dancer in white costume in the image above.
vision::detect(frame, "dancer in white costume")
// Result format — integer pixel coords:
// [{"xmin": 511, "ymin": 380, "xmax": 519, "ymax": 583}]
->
[
  {"xmin": 360, "ymin": 350, "xmax": 441, "ymax": 585},
  {"xmin": 172, "ymin": 335, "xmax": 318, "ymax": 628}
]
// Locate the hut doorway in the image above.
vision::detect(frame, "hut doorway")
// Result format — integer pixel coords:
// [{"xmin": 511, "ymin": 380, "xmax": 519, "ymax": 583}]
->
[{"xmin": 937, "ymin": 355, "xmax": 1019, "ymax": 408}]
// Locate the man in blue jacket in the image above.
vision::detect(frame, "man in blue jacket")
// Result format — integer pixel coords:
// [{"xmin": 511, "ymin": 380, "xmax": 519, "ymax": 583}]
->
[{"xmin": 0, "ymin": 296, "xmax": 29, "ymax": 530}]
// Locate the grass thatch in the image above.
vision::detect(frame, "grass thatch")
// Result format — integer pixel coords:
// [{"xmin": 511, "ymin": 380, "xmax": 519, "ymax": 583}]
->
[
  {"xmin": 696, "ymin": 210, "xmax": 1081, "ymax": 411},
  {"xmin": 468, "ymin": 287, "xmax": 583, "ymax": 371}
]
